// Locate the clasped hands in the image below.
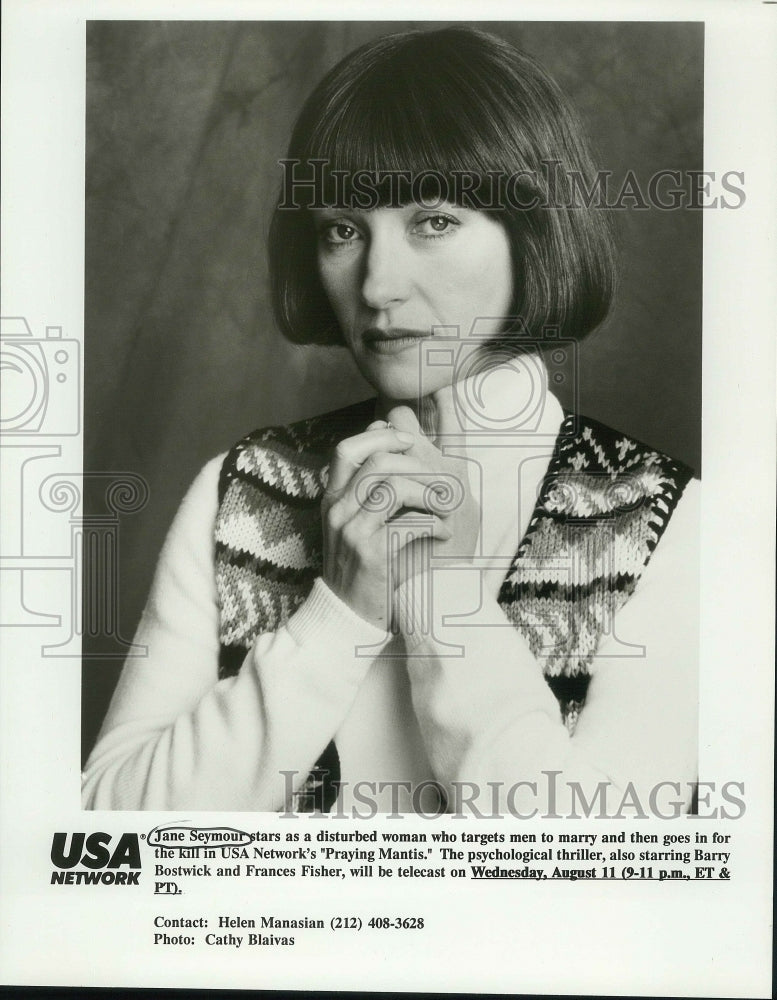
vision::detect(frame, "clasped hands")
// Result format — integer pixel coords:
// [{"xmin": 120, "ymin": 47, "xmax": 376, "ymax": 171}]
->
[{"xmin": 321, "ymin": 406, "xmax": 480, "ymax": 631}]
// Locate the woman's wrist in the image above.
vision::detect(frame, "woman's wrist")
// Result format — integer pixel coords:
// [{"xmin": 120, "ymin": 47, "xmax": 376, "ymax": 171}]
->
[{"xmin": 287, "ymin": 577, "xmax": 393, "ymax": 649}]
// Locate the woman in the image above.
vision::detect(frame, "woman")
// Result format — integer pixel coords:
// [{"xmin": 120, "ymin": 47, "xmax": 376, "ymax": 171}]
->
[{"xmin": 82, "ymin": 27, "xmax": 699, "ymax": 815}]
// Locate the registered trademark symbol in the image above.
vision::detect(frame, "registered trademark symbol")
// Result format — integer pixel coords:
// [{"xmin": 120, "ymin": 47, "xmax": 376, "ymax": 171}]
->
[{"xmin": 140, "ymin": 833, "xmax": 146, "ymax": 840}]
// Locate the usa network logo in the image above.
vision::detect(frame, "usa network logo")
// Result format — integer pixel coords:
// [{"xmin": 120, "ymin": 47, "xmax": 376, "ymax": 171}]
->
[{"xmin": 50, "ymin": 832, "xmax": 141, "ymax": 885}]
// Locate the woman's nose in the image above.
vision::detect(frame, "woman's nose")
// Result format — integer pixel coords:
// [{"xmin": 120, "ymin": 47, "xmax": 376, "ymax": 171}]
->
[{"xmin": 360, "ymin": 231, "xmax": 410, "ymax": 311}]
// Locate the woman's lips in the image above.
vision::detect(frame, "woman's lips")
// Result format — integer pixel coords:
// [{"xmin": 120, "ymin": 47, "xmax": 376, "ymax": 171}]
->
[{"xmin": 363, "ymin": 328, "xmax": 429, "ymax": 355}]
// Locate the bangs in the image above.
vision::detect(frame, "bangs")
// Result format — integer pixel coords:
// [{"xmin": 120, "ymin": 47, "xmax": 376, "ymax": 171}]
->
[
  {"xmin": 285, "ymin": 29, "xmax": 552, "ymax": 210},
  {"xmin": 308, "ymin": 86, "xmax": 497, "ymax": 207}
]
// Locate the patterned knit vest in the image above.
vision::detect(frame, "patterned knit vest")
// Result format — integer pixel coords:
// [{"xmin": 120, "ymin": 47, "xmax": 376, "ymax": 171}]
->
[{"xmin": 214, "ymin": 398, "xmax": 693, "ymax": 812}]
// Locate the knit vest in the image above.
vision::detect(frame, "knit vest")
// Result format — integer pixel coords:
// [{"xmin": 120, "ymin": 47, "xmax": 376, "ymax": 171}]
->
[{"xmin": 214, "ymin": 398, "xmax": 693, "ymax": 812}]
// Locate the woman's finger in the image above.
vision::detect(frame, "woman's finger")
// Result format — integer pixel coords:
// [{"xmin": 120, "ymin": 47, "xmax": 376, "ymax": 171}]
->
[
  {"xmin": 326, "ymin": 427, "xmax": 415, "ymax": 495},
  {"xmin": 385, "ymin": 405, "xmax": 423, "ymax": 439},
  {"xmin": 334, "ymin": 452, "xmax": 466, "ymax": 521},
  {"xmin": 386, "ymin": 404, "xmax": 445, "ymax": 459},
  {"xmin": 340, "ymin": 474, "xmax": 456, "ymax": 534}
]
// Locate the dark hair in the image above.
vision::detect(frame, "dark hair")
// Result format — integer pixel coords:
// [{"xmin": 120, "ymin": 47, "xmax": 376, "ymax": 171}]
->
[{"xmin": 269, "ymin": 26, "xmax": 615, "ymax": 347}]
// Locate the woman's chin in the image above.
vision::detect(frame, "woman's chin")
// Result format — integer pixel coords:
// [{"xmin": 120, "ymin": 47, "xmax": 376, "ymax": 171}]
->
[
  {"xmin": 354, "ymin": 340, "xmax": 493, "ymax": 406},
  {"xmin": 361, "ymin": 365, "xmax": 454, "ymax": 407}
]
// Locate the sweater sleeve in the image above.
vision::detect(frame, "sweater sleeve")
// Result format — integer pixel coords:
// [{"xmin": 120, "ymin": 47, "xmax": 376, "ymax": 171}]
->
[
  {"xmin": 81, "ymin": 457, "xmax": 390, "ymax": 811},
  {"xmin": 397, "ymin": 478, "xmax": 700, "ymax": 816}
]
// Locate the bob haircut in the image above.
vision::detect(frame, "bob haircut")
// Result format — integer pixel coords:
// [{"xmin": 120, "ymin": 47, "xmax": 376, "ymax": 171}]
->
[{"xmin": 269, "ymin": 26, "xmax": 615, "ymax": 347}]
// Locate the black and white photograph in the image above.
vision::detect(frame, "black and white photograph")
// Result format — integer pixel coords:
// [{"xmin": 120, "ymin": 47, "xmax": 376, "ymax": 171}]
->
[
  {"xmin": 0, "ymin": 1, "xmax": 774, "ymax": 995},
  {"xmin": 81, "ymin": 20, "xmax": 703, "ymax": 816}
]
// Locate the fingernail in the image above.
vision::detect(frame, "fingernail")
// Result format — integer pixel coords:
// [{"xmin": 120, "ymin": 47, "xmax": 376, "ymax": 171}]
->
[{"xmin": 396, "ymin": 431, "xmax": 415, "ymax": 444}]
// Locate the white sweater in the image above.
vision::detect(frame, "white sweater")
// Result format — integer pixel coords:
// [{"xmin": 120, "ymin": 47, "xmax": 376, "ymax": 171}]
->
[{"xmin": 82, "ymin": 384, "xmax": 699, "ymax": 815}]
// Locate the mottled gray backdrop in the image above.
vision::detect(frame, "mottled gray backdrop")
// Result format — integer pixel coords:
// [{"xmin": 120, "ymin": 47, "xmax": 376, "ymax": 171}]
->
[{"xmin": 83, "ymin": 21, "xmax": 703, "ymax": 760}]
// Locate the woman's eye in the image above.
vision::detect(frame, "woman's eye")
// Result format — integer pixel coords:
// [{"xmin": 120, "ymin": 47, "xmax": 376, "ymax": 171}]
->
[
  {"xmin": 414, "ymin": 214, "xmax": 459, "ymax": 237},
  {"xmin": 323, "ymin": 222, "xmax": 360, "ymax": 244}
]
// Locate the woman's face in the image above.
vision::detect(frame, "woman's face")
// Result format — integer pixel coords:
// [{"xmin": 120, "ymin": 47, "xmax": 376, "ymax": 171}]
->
[{"xmin": 314, "ymin": 202, "xmax": 513, "ymax": 403}]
